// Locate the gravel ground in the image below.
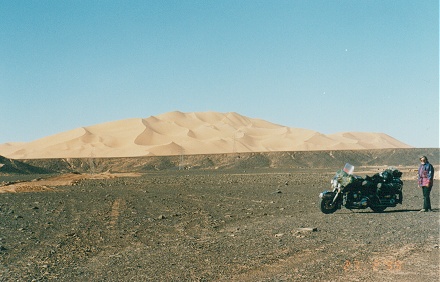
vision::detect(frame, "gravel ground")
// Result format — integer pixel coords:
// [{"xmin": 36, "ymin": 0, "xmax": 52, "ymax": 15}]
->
[{"xmin": 0, "ymin": 169, "xmax": 438, "ymax": 281}]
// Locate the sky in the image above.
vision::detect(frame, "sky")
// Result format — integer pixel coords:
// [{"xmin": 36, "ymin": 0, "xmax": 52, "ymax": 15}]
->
[{"xmin": 0, "ymin": 0, "xmax": 438, "ymax": 148}]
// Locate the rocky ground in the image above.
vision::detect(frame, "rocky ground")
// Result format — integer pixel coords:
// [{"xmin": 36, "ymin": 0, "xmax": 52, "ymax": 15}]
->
[{"xmin": 0, "ymin": 168, "xmax": 438, "ymax": 281}]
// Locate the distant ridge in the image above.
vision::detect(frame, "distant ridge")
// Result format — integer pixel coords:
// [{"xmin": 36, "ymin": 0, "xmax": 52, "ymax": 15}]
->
[
  {"xmin": 0, "ymin": 111, "xmax": 412, "ymax": 159},
  {"xmin": 0, "ymin": 155, "xmax": 52, "ymax": 174}
]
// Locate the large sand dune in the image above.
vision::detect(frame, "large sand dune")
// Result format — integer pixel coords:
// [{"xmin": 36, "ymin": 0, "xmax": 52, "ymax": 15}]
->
[{"xmin": 0, "ymin": 111, "xmax": 412, "ymax": 159}]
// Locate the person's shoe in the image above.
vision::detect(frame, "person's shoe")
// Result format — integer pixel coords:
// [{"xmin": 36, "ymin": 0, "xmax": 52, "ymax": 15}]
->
[
  {"xmin": 427, "ymin": 209, "xmax": 433, "ymax": 212},
  {"xmin": 419, "ymin": 209, "xmax": 427, "ymax": 212}
]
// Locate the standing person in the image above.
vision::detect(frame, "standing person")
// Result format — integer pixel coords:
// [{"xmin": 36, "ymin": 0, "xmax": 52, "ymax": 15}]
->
[{"xmin": 418, "ymin": 156, "xmax": 435, "ymax": 212}]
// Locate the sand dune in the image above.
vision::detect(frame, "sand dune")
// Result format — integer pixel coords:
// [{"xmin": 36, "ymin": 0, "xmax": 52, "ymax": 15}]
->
[{"xmin": 0, "ymin": 111, "xmax": 412, "ymax": 159}]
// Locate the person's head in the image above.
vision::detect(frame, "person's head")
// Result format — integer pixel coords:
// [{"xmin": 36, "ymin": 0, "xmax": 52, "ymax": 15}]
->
[{"xmin": 420, "ymin": 156, "xmax": 428, "ymax": 163}]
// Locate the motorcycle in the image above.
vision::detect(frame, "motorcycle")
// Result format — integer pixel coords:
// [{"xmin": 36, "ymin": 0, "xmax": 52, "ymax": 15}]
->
[{"xmin": 319, "ymin": 163, "xmax": 403, "ymax": 214}]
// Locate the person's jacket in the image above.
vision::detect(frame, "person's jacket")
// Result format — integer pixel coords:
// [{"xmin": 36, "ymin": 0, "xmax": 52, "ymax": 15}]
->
[{"xmin": 418, "ymin": 162, "xmax": 434, "ymax": 187}]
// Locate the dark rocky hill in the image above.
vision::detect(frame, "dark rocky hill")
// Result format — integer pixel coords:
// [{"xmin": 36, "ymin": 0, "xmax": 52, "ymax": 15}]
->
[
  {"xmin": 0, "ymin": 156, "xmax": 54, "ymax": 174},
  {"xmin": 15, "ymin": 148, "xmax": 439, "ymax": 174}
]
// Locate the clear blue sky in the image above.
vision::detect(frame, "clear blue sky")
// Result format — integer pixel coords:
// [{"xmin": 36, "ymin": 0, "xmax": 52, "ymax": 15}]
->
[{"xmin": 1, "ymin": 0, "xmax": 438, "ymax": 148}]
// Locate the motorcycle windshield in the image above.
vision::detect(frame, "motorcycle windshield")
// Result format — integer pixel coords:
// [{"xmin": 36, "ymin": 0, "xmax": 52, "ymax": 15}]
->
[{"xmin": 343, "ymin": 163, "xmax": 354, "ymax": 175}]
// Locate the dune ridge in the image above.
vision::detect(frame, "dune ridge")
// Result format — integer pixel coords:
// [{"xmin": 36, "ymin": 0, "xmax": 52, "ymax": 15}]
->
[{"xmin": 0, "ymin": 111, "xmax": 412, "ymax": 159}]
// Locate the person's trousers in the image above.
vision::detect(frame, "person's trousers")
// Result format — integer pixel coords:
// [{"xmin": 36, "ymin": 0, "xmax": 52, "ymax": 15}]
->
[{"xmin": 422, "ymin": 186, "xmax": 432, "ymax": 210}]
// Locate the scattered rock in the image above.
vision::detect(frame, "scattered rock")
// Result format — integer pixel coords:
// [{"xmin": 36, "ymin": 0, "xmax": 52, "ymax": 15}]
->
[
  {"xmin": 295, "ymin": 227, "xmax": 318, "ymax": 232},
  {"xmin": 0, "ymin": 167, "xmax": 437, "ymax": 281}
]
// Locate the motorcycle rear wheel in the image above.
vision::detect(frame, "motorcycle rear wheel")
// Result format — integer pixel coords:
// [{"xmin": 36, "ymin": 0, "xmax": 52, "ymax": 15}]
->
[
  {"xmin": 320, "ymin": 198, "xmax": 338, "ymax": 214},
  {"xmin": 370, "ymin": 206, "xmax": 387, "ymax": 213}
]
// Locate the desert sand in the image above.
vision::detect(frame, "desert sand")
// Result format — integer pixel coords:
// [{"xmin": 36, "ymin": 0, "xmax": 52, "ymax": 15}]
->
[{"xmin": 0, "ymin": 111, "xmax": 411, "ymax": 159}]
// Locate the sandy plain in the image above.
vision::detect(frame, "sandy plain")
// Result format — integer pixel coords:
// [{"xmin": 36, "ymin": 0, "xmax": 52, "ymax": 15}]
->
[{"xmin": 0, "ymin": 165, "xmax": 438, "ymax": 281}]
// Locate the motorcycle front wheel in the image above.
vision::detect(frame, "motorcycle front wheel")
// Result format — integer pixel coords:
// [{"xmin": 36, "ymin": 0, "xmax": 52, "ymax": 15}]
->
[{"xmin": 320, "ymin": 198, "xmax": 338, "ymax": 214}]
